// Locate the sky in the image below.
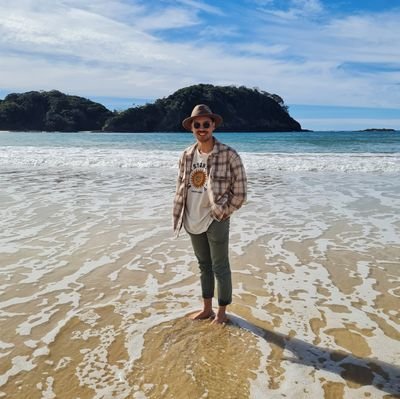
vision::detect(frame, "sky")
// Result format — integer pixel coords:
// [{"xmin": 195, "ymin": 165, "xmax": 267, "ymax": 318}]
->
[{"xmin": 1, "ymin": 0, "xmax": 400, "ymax": 131}]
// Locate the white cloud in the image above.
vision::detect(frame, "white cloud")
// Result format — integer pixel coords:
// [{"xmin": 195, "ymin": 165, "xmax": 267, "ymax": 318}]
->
[
  {"xmin": 250, "ymin": 0, "xmax": 274, "ymax": 6},
  {"xmin": 245, "ymin": 4, "xmax": 399, "ymax": 75},
  {"xmin": 255, "ymin": 0, "xmax": 324, "ymax": 20},
  {"xmin": 0, "ymin": 1, "xmax": 194, "ymax": 66},
  {"xmin": 176, "ymin": 0, "xmax": 224, "ymax": 16},
  {"xmin": 247, "ymin": 8, "xmax": 400, "ymax": 106},
  {"xmin": 198, "ymin": 25, "xmax": 240, "ymax": 39},
  {"xmin": 0, "ymin": 0, "xmax": 399, "ymax": 112},
  {"xmin": 133, "ymin": 7, "xmax": 200, "ymax": 31},
  {"xmin": 234, "ymin": 43, "xmax": 288, "ymax": 56},
  {"xmin": 292, "ymin": 0, "xmax": 323, "ymax": 15}
]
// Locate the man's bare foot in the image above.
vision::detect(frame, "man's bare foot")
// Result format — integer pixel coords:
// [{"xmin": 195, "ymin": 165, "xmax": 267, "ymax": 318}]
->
[
  {"xmin": 189, "ymin": 310, "xmax": 215, "ymax": 320},
  {"xmin": 211, "ymin": 315, "xmax": 229, "ymax": 325},
  {"xmin": 211, "ymin": 305, "xmax": 228, "ymax": 325}
]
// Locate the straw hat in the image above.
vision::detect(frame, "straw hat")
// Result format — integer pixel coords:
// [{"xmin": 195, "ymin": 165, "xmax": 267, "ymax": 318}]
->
[{"xmin": 182, "ymin": 104, "xmax": 223, "ymax": 131}]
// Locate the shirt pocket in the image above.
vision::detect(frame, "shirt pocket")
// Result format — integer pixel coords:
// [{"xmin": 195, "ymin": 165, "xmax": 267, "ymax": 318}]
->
[{"xmin": 211, "ymin": 169, "xmax": 231, "ymax": 199}]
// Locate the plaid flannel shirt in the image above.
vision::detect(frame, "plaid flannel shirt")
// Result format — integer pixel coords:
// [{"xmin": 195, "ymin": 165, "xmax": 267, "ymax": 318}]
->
[{"xmin": 173, "ymin": 138, "xmax": 247, "ymax": 236}]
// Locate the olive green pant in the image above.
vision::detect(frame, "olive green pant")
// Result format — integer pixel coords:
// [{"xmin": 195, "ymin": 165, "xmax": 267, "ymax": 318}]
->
[{"xmin": 187, "ymin": 218, "xmax": 232, "ymax": 306}]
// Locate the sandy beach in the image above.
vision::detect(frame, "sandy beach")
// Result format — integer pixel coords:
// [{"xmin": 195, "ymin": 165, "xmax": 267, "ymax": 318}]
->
[
  {"xmin": 0, "ymin": 164, "xmax": 399, "ymax": 399},
  {"xmin": 1, "ymin": 0, "xmax": 400, "ymax": 394}
]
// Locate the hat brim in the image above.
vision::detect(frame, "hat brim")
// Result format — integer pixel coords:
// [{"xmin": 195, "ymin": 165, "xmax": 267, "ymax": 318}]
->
[{"xmin": 182, "ymin": 113, "xmax": 223, "ymax": 131}]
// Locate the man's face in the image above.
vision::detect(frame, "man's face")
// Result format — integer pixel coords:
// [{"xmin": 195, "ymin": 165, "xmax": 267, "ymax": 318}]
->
[{"xmin": 191, "ymin": 116, "xmax": 215, "ymax": 143}]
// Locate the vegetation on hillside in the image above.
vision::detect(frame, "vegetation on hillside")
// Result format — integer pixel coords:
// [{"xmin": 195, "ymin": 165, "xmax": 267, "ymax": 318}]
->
[
  {"xmin": 0, "ymin": 85, "xmax": 301, "ymax": 132},
  {"xmin": 0, "ymin": 90, "xmax": 113, "ymax": 131},
  {"xmin": 104, "ymin": 84, "xmax": 301, "ymax": 132}
]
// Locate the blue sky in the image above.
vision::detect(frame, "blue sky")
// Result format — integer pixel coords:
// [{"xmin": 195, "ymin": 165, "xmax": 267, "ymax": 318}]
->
[{"xmin": 1, "ymin": 0, "xmax": 399, "ymax": 130}]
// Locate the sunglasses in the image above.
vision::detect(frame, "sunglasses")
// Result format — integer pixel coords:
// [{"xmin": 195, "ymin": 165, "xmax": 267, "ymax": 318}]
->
[{"xmin": 193, "ymin": 121, "xmax": 212, "ymax": 129}]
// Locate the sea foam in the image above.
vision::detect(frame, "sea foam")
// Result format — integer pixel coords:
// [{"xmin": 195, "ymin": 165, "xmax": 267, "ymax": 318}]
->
[{"xmin": 1, "ymin": 146, "xmax": 399, "ymax": 172}]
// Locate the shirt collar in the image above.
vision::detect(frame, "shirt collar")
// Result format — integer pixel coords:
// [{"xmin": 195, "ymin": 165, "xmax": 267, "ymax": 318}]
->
[{"xmin": 187, "ymin": 137, "xmax": 221, "ymax": 156}]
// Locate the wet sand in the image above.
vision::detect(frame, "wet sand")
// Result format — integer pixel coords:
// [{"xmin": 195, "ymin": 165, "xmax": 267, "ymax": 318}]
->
[{"xmin": 0, "ymin": 169, "xmax": 399, "ymax": 398}]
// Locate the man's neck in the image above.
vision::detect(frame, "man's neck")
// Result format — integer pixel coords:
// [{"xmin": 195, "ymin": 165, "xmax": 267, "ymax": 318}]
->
[{"xmin": 197, "ymin": 138, "xmax": 214, "ymax": 154}]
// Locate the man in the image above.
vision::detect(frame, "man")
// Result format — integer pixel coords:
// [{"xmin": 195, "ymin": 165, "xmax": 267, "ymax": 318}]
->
[{"xmin": 173, "ymin": 104, "xmax": 247, "ymax": 324}]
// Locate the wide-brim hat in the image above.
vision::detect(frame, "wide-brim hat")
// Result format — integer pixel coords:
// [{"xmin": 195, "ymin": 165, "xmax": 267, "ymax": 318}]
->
[{"xmin": 182, "ymin": 104, "xmax": 223, "ymax": 131}]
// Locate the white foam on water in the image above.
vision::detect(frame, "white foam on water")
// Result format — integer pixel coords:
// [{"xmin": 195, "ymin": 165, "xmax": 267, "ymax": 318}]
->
[
  {"xmin": 54, "ymin": 357, "xmax": 72, "ymax": 371},
  {"xmin": 0, "ymin": 342, "xmax": 14, "ymax": 350},
  {"xmin": 32, "ymin": 346, "xmax": 49, "ymax": 357},
  {"xmin": 1, "ymin": 164, "xmax": 399, "ymax": 397},
  {"xmin": 1, "ymin": 146, "xmax": 400, "ymax": 172},
  {"xmin": 0, "ymin": 356, "xmax": 35, "ymax": 387},
  {"xmin": 249, "ymin": 337, "xmax": 271, "ymax": 399},
  {"xmin": 39, "ymin": 376, "xmax": 56, "ymax": 399},
  {"xmin": 242, "ymin": 152, "xmax": 400, "ymax": 173},
  {"xmin": 23, "ymin": 340, "xmax": 38, "ymax": 349},
  {"xmin": 78, "ymin": 309, "xmax": 101, "ymax": 326}
]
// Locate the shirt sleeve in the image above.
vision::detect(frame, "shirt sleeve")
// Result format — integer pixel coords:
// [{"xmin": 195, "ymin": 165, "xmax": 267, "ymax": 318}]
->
[
  {"xmin": 227, "ymin": 153, "xmax": 247, "ymax": 212},
  {"xmin": 210, "ymin": 152, "xmax": 247, "ymax": 220},
  {"xmin": 175, "ymin": 154, "xmax": 184, "ymax": 192}
]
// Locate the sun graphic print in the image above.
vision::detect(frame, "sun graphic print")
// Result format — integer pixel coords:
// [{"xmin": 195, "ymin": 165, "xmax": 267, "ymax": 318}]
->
[{"xmin": 190, "ymin": 168, "xmax": 207, "ymax": 189}]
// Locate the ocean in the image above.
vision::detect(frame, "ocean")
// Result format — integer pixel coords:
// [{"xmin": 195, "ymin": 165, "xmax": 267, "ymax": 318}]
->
[
  {"xmin": 1, "ymin": 131, "xmax": 399, "ymax": 171},
  {"xmin": 0, "ymin": 131, "xmax": 399, "ymax": 399}
]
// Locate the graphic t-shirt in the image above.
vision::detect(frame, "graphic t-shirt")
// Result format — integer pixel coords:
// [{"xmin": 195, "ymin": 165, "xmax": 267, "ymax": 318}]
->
[{"xmin": 184, "ymin": 149, "xmax": 214, "ymax": 234}]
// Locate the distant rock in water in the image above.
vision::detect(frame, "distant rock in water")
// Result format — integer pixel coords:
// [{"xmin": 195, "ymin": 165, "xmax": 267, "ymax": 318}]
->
[
  {"xmin": 358, "ymin": 128, "xmax": 396, "ymax": 132},
  {"xmin": 0, "ymin": 90, "xmax": 113, "ymax": 132},
  {"xmin": 103, "ymin": 84, "xmax": 301, "ymax": 132}
]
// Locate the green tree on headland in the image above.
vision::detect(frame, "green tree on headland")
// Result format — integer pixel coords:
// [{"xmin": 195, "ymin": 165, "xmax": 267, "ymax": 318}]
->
[
  {"xmin": 0, "ymin": 90, "xmax": 113, "ymax": 131},
  {"xmin": 103, "ymin": 84, "xmax": 301, "ymax": 132}
]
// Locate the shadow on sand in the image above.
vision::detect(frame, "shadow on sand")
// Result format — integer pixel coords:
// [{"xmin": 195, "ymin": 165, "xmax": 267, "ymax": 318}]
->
[{"xmin": 228, "ymin": 314, "xmax": 400, "ymax": 397}]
